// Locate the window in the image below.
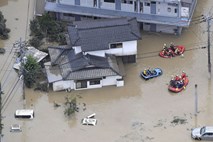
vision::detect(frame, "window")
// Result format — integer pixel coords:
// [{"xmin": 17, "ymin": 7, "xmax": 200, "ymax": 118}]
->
[
  {"xmin": 121, "ymin": 0, "xmax": 127, "ymax": 3},
  {"xmin": 144, "ymin": 23, "xmax": 150, "ymax": 25},
  {"xmin": 89, "ymin": 79, "xmax": 101, "ymax": 85},
  {"xmin": 167, "ymin": 7, "xmax": 171, "ymax": 12},
  {"xmin": 104, "ymin": 0, "xmax": 115, "ymax": 3},
  {"xmin": 121, "ymin": 0, "xmax": 133, "ymax": 4},
  {"xmin": 145, "ymin": 2, "xmax": 150, "ymax": 6},
  {"xmin": 174, "ymin": 8, "xmax": 177, "ymax": 13},
  {"xmin": 110, "ymin": 43, "xmax": 122, "ymax": 49},
  {"xmin": 168, "ymin": 3, "xmax": 178, "ymax": 7},
  {"xmin": 76, "ymin": 80, "xmax": 87, "ymax": 89},
  {"xmin": 63, "ymin": 13, "xmax": 73, "ymax": 17}
]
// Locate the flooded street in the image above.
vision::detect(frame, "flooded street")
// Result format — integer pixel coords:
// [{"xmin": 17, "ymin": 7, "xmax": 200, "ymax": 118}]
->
[{"xmin": 1, "ymin": 0, "xmax": 213, "ymax": 142}]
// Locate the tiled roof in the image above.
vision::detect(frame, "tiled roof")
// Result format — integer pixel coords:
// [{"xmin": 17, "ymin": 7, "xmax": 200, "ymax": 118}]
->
[
  {"xmin": 65, "ymin": 68, "xmax": 118, "ymax": 80},
  {"xmin": 48, "ymin": 46, "xmax": 78, "ymax": 65},
  {"xmin": 68, "ymin": 17, "xmax": 141, "ymax": 52},
  {"xmin": 59, "ymin": 53, "xmax": 121, "ymax": 80}
]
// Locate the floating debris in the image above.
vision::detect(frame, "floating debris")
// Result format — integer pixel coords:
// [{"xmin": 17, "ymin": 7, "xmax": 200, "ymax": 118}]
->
[{"xmin": 171, "ymin": 116, "xmax": 187, "ymax": 125}]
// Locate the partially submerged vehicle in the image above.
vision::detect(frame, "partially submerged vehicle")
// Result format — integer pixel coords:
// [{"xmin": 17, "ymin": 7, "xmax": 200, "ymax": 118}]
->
[
  {"xmin": 10, "ymin": 124, "xmax": 21, "ymax": 132},
  {"xmin": 191, "ymin": 126, "xmax": 213, "ymax": 140},
  {"xmin": 15, "ymin": 109, "xmax": 34, "ymax": 119},
  {"xmin": 140, "ymin": 68, "xmax": 163, "ymax": 80},
  {"xmin": 0, "ymin": 48, "xmax": 5, "ymax": 54},
  {"xmin": 82, "ymin": 118, "xmax": 97, "ymax": 126},
  {"xmin": 159, "ymin": 45, "xmax": 185, "ymax": 58},
  {"xmin": 81, "ymin": 113, "xmax": 97, "ymax": 126}
]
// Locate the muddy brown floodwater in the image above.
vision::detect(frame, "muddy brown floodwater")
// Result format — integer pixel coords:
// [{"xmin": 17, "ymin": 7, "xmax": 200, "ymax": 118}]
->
[{"xmin": 1, "ymin": 0, "xmax": 213, "ymax": 142}]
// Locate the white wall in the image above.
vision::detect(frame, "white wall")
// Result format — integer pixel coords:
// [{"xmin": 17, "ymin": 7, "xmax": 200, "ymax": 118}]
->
[
  {"xmin": 53, "ymin": 80, "xmax": 74, "ymax": 91},
  {"xmin": 85, "ymin": 40, "xmax": 137, "ymax": 57},
  {"xmin": 59, "ymin": 0, "xmax": 74, "ymax": 5},
  {"xmin": 121, "ymin": 3, "xmax": 134, "ymax": 12},
  {"xmin": 100, "ymin": 1, "xmax": 115, "ymax": 10},
  {"xmin": 102, "ymin": 76, "xmax": 122, "ymax": 86},
  {"xmin": 156, "ymin": 2, "xmax": 178, "ymax": 17},
  {"xmin": 143, "ymin": 3, "xmax": 150, "ymax": 14},
  {"xmin": 73, "ymin": 75, "xmax": 122, "ymax": 90},
  {"xmin": 121, "ymin": 40, "xmax": 137, "ymax": 55},
  {"xmin": 52, "ymin": 75, "xmax": 123, "ymax": 91},
  {"xmin": 73, "ymin": 46, "xmax": 82, "ymax": 54},
  {"xmin": 80, "ymin": 0, "xmax": 94, "ymax": 7},
  {"xmin": 85, "ymin": 50, "xmax": 106, "ymax": 57}
]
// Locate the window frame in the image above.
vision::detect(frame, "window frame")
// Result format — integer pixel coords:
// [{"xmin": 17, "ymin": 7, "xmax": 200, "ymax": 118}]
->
[{"xmin": 110, "ymin": 43, "xmax": 123, "ymax": 49}]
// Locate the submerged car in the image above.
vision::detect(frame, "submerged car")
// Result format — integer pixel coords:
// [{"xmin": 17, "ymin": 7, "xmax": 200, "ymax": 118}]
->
[
  {"xmin": 81, "ymin": 113, "xmax": 97, "ymax": 126},
  {"xmin": 10, "ymin": 124, "xmax": 21, "ymax": 132},
  {"xmin": 191, "ymin": 126, "xmax": 213, "ymax": 140},
  {"xmin": 82, "ymin": 118, "xmax": 97, "ymax": 126}
]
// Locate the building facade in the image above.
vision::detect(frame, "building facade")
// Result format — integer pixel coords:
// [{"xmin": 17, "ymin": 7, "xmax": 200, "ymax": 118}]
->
[
  {"xmin": 45, "ymin": 0, "xmax": 197, "ymax": 35},
  {"xmin": 45, "ymin": 18, "xmax": 140, "ymax": 91}
]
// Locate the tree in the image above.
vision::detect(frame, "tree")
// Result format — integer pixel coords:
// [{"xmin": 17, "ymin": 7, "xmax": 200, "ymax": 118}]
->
[
  {"xmin": 64, "ymin": 96, "xmax": 78, "ymax": 117},
  {"xmin": 23, "ymin": 55, "xmax": 41, "ymax": 88},
  {"xmin": 0, "ymin": 11, "xmax": 10, "ymax": 39},
  {"xmin": 29, "ymin": 13, "xmax": 67, "ymax": 48}
]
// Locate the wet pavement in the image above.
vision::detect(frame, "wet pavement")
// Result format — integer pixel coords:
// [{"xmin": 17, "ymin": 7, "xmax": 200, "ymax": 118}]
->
[{"xmin": 0, "ymin": 0, "xmax": 213, "ymax": 142}]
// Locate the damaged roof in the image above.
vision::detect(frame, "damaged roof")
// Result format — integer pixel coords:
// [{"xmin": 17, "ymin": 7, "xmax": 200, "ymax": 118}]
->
[
  {"xmin": 60, "ymin": 53, "xmax": 122, "ymax": 80},
  {"xmin": 46, "ymin": 47, "xmax": 124, "ymax": 82}
]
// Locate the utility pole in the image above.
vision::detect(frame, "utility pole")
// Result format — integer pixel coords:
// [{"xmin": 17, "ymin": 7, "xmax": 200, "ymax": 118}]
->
[
  {"xmin": 0, "ymin": 83, "xmax": 3, "ymax": 139},
  {"xmin": 207, "ymin": 16, "xmax": 212, "ymax": 78},
  {"xmin": 194, "ymin": 84, "xmax": 198, "ymax": 116}
]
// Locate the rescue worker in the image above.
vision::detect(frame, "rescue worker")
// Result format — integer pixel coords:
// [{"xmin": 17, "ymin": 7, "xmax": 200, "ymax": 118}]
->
[
  {"xmin": 143, "ymin": 69, "xmax": 147, "ymax": 76},
  {"xmin": 181, "ymin": 71, "xmax": 186, "ymax": 80},
  {"xmin": 175, "ymin": 47, "xmax": 180, "ymax": 55},
  {"xmin": 170, "ymin": 42, "xmax": 176, "ymax": 52},
  {"xmin": 170, "ymin": 75, "xmax": 176, "ymax": 87},
  {"xmin": 175, "ymin": 75, "xmax": 181, "ymax": 81},
  {"xmin": 163, "ymin": 43, "xmax": 169, "ymax": 52}
]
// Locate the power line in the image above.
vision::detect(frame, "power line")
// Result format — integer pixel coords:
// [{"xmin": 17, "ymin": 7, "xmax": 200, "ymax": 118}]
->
[
  {"xmin": 2, "ymin": 78, "xmax": 20, "ymax": 111},
  {"xmin": 2, "ymin": 80, "xmax": 22, "ymax": 113}
]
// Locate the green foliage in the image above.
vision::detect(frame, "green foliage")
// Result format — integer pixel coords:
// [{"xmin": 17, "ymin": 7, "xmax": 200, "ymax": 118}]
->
[
  {"xmin": 0, "ymin": 11, "xmax": 10, "ymax": 39},
  {"xmin": 64, "ymin": 97, "xmax": 77, "ymax": 117},
  {"xmin": 29, "ymin": 13, "xmax": 67, "ymax": 48},
  {"xmin": 23, "ymin": 55, "xmax": 41, "ymax": 88},
  {"xmin": 29, "ymin": 36, "xmax": 44, "ymax": 48}
]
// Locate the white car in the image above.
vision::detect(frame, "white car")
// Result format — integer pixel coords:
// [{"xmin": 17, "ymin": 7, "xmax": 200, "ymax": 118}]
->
[
  {"xmin": 10, "ymin": 124, "xmax": 21, "ymax": 132},
  {"xmin": 81, "ymin": 113, "xmax": 97, "ymax": 126},
  {"xmin": 191, "ymin": 126, "xmax": 213, "ymax": 140},
  {"xmin": 81, "ymin": 118, "xmax": 97, "ymax": 126}
]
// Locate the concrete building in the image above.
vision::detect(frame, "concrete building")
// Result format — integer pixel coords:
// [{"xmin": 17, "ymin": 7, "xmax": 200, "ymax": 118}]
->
[{"xmin": 45, "ymin": 0, "xmax": 197, "ymax": 35}]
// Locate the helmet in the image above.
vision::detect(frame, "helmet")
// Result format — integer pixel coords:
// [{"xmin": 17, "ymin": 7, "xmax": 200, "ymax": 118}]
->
[
  {"xmin": 164, "ymin": 43, "xmax": 167, "ymax": 46},
  {"xmin": 182, "ymin": 71, "xmax": 185, "ymax": 73}
]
